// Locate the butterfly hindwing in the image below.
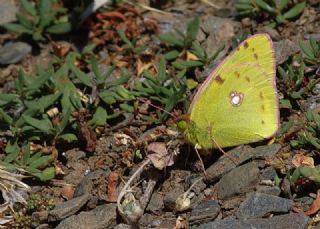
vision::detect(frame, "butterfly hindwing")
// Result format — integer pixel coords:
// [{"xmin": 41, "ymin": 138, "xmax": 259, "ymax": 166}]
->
[{"xmin": 188, "ymin": 34, "xmax": 279, "ymax": 149}]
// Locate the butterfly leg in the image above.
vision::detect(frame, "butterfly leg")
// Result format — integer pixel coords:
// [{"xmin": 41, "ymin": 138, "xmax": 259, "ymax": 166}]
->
[
  {"xmin": 194, "ymin": 144, "xmax": 207, "ymax": 176},
  {"xmin": 207, "ymin": 125, "xmax": 239, "ymax": 165}
]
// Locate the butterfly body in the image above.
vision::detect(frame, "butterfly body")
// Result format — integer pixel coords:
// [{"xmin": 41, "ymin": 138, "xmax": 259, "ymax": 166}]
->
[{"xmin": 179, "ymin": 34, "xmax": 279, "ymax": 149}]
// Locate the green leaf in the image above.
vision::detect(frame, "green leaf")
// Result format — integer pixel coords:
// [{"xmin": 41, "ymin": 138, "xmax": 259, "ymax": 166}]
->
[
  {"xmin": 0, "ymin": 108, "xmax": 13, "ymax": 125},
  {"xmin": 36, "ymin": 167, "xmax": 55, "ymax": 181},
  {"xmin": 46, "ymin": 22, "xmax": 72, "ymax": 34},
  {"xmin": 22, "ymin": 115, "xmax": 54, "ymax": 135},
  {"xmin": 68, "ymin": 62, "xmax": 93, "ymax": 87},
  {"xmin": 279, "ymin": 99, "xmax": 292, "ymax": 109},
  {"xmin": 4, "ymin": 140, "xmax": 19, "ymax": 163},
  {"xmin": 21, "ymin": 142, "xmax": 31, "ymax": 166},
  {"xmin": 20, "ymin": 0, "xmax": 37, "ymax": 17},
  {"xmin": 39, "ymin": 0, "xmax": 54, "ymax": 28},
  {"xmin": 186, "ymin": 16, "xmax": 200, "ymax": 42},
  {"xmin": 29, "ymin": 155, "xmax": 53, "ymax": 169},
  {"xmin": 255, "ymin": 0, "xmax": 276, "ymax": 13},
  {"xmin": 16, "ymin": 13, "xmax": 34, "ymax": 29},
  {"xmin": 89, "ymin": 106, "xmax": 107, "ymax": 127},
  {"xmin": 282, "ymin": 2, "xmax": 306, "ymax": 20},
  {"xmin": 118, "ymin": 30, "xmax": 134, "ymax": 49},
  {"xmin": 55, "ymin": 108, "xmax": 72, "ymax": 135},
  {"xmin": 172, "ymin": 60, "xmax": 203, "ymax": 69},
  {"xmin": 2, "ymin": 23, "xmax": 31, "ymax": 34},
  {"xmin": 299, "ymin": 40, "xmax": 315, "ymax": 59},
  {"xmin": 0, "ymin": 93, "xmax": 19, "ymax": 106},
  {"xmin": 158, "ymin": 34, "xmax": 184, "ymax": 47},
  {"xmin": 280, "ymin": 119, "xmax": 293, "ymax": 135},
  {"xmin": 278, "ymin": 0, "xmax": 290, "ymax": 10},
  {"xmin": 120, "ymin": 103, "xmax": 134, "ymax": 112},
  {"xmin": 99, "ymin": 91, "xmax": 117, "ymax": 104},
  {"xmin": 24, "ymin": 93, "xmax": 61, "ymax": 113},
  {"xmin": 57, "ymin": 133, "xmax": 78, "ymax": 142},
  {"xmin": 163, "ymin": 50, "xmax": 180, "ymax": 60},
  {"xmin": 90, "ymin": 56, "xmax": 103, "ymax": 84}
]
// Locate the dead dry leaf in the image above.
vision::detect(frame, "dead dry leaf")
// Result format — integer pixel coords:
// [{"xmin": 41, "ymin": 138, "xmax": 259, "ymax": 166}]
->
[
  {"xmin": 107, "ymin": 171, "xmax": 119, "ymax": 203},
  {"xmin": 147, "ymin": 142, "xmax": 174, "ymax": 170},
  {"xmin": 304, "ymin": 190, "xmax": 320, "ymax": 216},
  {"xmin": 292, "ymin": 153, "xmax": 314, "ymax": 168}
]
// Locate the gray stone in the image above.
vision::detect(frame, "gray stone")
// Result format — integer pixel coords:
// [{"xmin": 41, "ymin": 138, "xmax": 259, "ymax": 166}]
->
[
  {"xmin": 236, "ymin": 192, "xmax": 293, "ymax": 219},
  {"xmin": 114, "ymin": 224, "xmax": 131, "ymax": 229},
  {"xmin": 205, "ymin": 144, "xmax": 281, "ymax": 184},
  {"xmin": 35, "ymin": 224, "xmax": 49, "ymax": 229},
  {"xmin": 163, "ymin": 185, "xmax": 184, "ymax": 211},
  {"xmin": 198, "ymin": 213, "xmax": 309, "ymax": 229},
  {"xmin": 190, "ymin": 200, "xmax": 220, "ymax": 225},
  {"xmin": 55, "ymin": 204, "xmax": 116, "ymax": 229},
  {"xmin": 0, "ymin": 0, "xmax": 17, "ymax": 25},
  {"xmin": 217, "ymin": 162, "xmax": 260, "ymax": 200},
  {"xmin": 260, "ymin": 167, "xmax": 277, "ymax": 181},
  {"xmin": 256, "ymin": 185, "xmax": 281, "ymax": 196},
  {"xmin": 274, "ymin": 39, "xmax": 300, "ymax": 64},
  {"xmin": 0, "ymin": 42, "xmax": 32, "ymax": 65},
  {"xmin": 48, "ymin": 194, "xmax": 90, "ymax": 221},
  {"xmin": 146, "ymin": 192, "xmax": 164, "ymax": 212}
]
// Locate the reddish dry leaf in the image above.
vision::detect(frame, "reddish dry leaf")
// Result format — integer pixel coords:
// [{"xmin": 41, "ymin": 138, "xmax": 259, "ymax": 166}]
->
[
  {"xmin": 292, "ymin": 153, "xmax": 314, "ymax": 168},
  {"xmin": 147, "ymin": 142, "xmax": 175, "ymax": 170},
  {"xmin": 106, "ymin": 171, "xmax": 119, "ymax": 203},
  {"xmin": 73, "ymin": 110, "xmax": 97, "ymax": 153},
  {"xmin": 51, "ymin": 41, "xmax": 71, "ymax": 58},
  {"xmin": 61, "ymin": 184, "xmax": 74, "ymax": 200},
  {"xmin": 303, "ymin": 190, "xmax": 320, "ymax": 216}
]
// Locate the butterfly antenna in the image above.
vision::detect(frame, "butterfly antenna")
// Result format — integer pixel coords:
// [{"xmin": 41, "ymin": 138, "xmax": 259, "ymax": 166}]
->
[
  {"xmin": 138, "ymin": 98, "xmax": 177, "ymax": 119},
  {"xmin": 211, "ymin": 137, "xmax": 239, "ymax": 164}
]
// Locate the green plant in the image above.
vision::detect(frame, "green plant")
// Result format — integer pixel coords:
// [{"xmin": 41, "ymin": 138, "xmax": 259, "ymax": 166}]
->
[
  {"xmin": 133, "ymin": 56, "xmax": 187, "ymax": 121},
  {"xmin": 158, "ymin": 16, "xmax": 200, "ymax": 49},
  {"xmin": 118, "ymin": 29, "xmax": 147, "ymax": 54},
  {"xmin": 300, "ymin": 38, "xmax": 320, "ymax": 65},
  {"xmin": 278, "ymin": 61, "xmax": 305, "ymax": 109},
  {"xmin": 3, "ymin": 0, "xmax": 72, "ymax": 41},
  {"xmin": 290, "ymin": 110, "xmax": 320, "ymax": 150},
  {"xmin": 236, "ymin": 0, "xmax": 305, "ymax": 27}
]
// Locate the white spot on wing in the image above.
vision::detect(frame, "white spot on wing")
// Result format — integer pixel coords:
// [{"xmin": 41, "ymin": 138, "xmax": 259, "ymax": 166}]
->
[{"xmin": 229, "ymin": 91, "xmax": 244, "ymax": 106}]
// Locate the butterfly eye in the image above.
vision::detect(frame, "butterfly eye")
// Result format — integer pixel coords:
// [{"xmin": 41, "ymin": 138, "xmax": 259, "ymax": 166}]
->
[{"xmin": 229, "ymin": 91, "xmax": 244, "ymax": 106}]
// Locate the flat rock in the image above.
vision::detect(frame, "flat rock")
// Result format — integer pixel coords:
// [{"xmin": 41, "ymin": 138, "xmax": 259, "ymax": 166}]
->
[
  {"xmin": 256, "ymin": 185, "xmax": 281, "ymax": 196},
  {"xmin": 190, "ymin": 200, "xmax": 221, "ymax": 225},
  {"xmin": 0, "ymin": 42, "xmax": 32, "ymax": 65},
  {"xmin": 274, "ymin": 39, "xmax": 300, "ymax": 64},
  {"xmin": 48, "ymin": 194, "xmax": 90, "ymax": 221},
  {"xmin": 198, "ymin": 213, "xmax": 309, "ymax": 229},
  {"xmin": 163, "ymin": 185, "xmax": 184, "ymax": 211},
  {"xmin": 0, "ymin": 0, "xmax": 17, "ymax": 25},
  {"xmin": 146, "ymin": 192, "xmax": 164, "ymax": 212},
  {"xmin": 216, "ymin": 162, "xmax": 259, "ymax": 200},
  {"xmin": 55, "ymin": 204, "xmax": 116, "ymax": 229},
  {"xmin": 236, "ymin": 192, "xmax": 293, "ymax": 219},
  {"xmin": 205, "ymin": 144, "xmax": 281, "ymax": 184}
]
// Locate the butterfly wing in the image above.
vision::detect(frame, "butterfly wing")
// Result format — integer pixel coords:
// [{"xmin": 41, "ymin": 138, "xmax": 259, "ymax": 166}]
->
[{"xmin": 188, "ymin": 34, "xmax": 279, "ymax": 149}]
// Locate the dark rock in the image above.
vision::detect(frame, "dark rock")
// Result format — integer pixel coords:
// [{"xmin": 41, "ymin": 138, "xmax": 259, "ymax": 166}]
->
[
  {"xmin": 0, "ymin": 0, "xmax": 17, "ymax": 25},
  {"xmin": 48, "ymin": 194, "xmax": 90, "ymax": 221},
  {"xmin": 256, "ymin": 185, "xmax": 281, "ymax": 196},
  {"xmin": 163, "ymin": 185, "xmax": 184, "ymax": 211},
  {"xmin": 32, "ymin": 210, "xmax": 48, "ymax": 223},
  {"xmin": 260, "ymin": 167, "xmax": 277, "ymax": 181},
  {"xmin": 216, "ymin": 162, "xmax": 260, "ymax": 200},
  {"xmin": 274, "ymin": 39, "xmax": 300, "ymax": 64},
  {"xmin": 0, "ymin": 42, "xmax": 32, "ymax": 65},
  {"xmin": 198, "ymin": 213, "xmax": 309, "ymax": 229},
  {"xmin": 146, "ymin": 192, "xmax": 164, "ymax": 212},
  {"xmin": 236, "ymin": 192, "xmax": 293, "ymax": 219},
  {"xmin": 35, "ymin": 224, "xmax": 49, "ymax": 229},
  {"xmin": 190, "ymin": 200, "xmax": 220, "ymax": 225},
  {"xmin": 55, "ymin": 204, "xmax": 116, "ymax": 229},
  {"xmin": 205, "ymin": 145, "xmax": 281, "ymax": 184},
  {"xmin": 114, "ymin": 224, "xmax": 131, "ymax": 229},
  {"xmin": 185, "ymin": 175, "xmax": 206, "ymax": 195},
  {"xmin": 140, "ymin": 213, "xmax": 176, "ymax": 228},
  {"xmin": 252, "ymin": 144, "xmax": 281, "ymax": 159}
]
